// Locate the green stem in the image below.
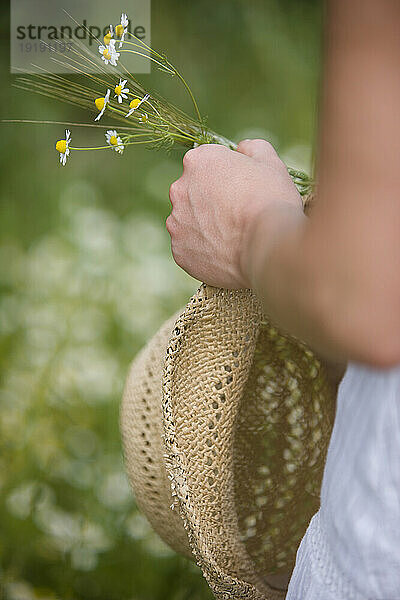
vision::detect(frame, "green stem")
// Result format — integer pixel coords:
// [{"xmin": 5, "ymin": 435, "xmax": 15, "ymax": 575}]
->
[
  {"xmin": 126, "ymin": 32, "xmax": 165, "ymax": 61},
  {"xmin": 166, "ymin": 64, "xmax": 203, "ymax": 125},
  {"xmin": 120, "ymin": 49, "xmax": 174, "ymax": 73},
  {"xmin": 69, "ymin": 138, "xmax": 164, "ymax": 151}
]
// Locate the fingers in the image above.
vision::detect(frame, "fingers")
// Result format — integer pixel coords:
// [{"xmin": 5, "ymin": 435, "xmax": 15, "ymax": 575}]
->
[
  {"xmin": 183, "ymin": 141, "xmax": 275, "ymax": 168},
  {"xmin": 182, "ymin": 144, "xmax": 230, "ymax": 171},
  {"xmin": 165, "ymin": 212, "xmax": 176, "ymax": 236},
  {"xmin": 168, "ymin": 143, "xmax": 231, "ymax": 235},
  {"xmin": 167, "ymin": 175, "xmax": 188, "ymax": 238},
  {"xmin": 169, "ymin": 177, "xmax": 184, "ymax": 207},
  {"xmin": 236, "ymin": 138, "xmax": 278, "ymax": 162},
  {"xmin": 182, "ymin": 147, "xmax": 197, "ymax": 169}
]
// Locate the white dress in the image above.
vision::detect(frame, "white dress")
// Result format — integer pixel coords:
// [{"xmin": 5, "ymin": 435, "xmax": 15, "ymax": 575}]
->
[{"xmin": 286, "ymin": 362, "xmax": 400, "ymax": 600}]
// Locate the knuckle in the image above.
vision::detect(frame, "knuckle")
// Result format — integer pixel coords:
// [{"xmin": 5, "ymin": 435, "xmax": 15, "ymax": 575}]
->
[
  {"xmin": 169, "ymin": 179, "xmax": 182, "ymax": 203},
  {"xmin": 183, "ymin": 144, "xmax": 226, "ymax": 168},
  {"xmin": 253, "ymin": 138, "xmax": 272, "ymax": 147},
  {"xmin": 236, "ymin": 139, "xmax": 248, "ymax": 152},
  {"xmin": 206, "ymin": 143, "xmax": 229, "ymax": 155},
  {"xmin": 212, "ymin": 144, "xmax": 230, "ymax": 157},
  {"xmin": 183, "ymin": 147, "xmax": 198, "ymax": 167},
  {"xmin": 165, "ymin": 214, "xmax": 175, "ymax": 234},
  {"xmin": 239, "ymin": 138, "xmax": 277, "ymax": 154},
  {"xmin": 255, "ymin": 139, "xmax": 276, "ymax": 154}
]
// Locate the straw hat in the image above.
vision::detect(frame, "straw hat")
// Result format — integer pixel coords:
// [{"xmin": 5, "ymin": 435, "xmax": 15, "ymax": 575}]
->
[{"xmin": 120, "ymin": 194, "xmax": 339, "ymax": 599}]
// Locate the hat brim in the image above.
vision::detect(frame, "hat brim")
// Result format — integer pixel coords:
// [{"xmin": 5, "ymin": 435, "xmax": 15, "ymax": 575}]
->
[{"xmin": 122, "ymin": 284, "xmax": 337, "ymax": 599}]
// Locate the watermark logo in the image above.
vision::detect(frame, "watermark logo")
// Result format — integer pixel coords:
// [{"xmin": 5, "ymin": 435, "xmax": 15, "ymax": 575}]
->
[{"xmin": 10, "ymin": 0, "xmax": 151, "ymax": 74}]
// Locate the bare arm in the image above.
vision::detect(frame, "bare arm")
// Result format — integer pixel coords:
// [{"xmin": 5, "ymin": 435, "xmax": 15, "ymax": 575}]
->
[
  {"xmin": 244, "ymin": 0, "xmax": 400, "ymax": 366},
  {"xmin": 167, "ymin": 0, "xmax": 400, "ymax": 367}
]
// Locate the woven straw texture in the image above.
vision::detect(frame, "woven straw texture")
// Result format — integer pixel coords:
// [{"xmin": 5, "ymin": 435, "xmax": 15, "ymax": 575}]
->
[
  {"xmin": 121, "ymin": 281, "xmax": 336, "ymax": 599},
  {"xmin": 121, "ymin": 311, "xmax": 193, "ymax": 558}
]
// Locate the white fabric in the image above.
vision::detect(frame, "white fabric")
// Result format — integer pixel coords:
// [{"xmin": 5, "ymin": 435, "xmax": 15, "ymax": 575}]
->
[{"xmin": 286, "ymin": 362, "xmax": 400, "ymax": 600}]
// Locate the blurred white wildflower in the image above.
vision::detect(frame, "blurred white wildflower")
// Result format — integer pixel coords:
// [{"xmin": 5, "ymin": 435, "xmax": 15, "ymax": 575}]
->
[
  {"xmin": 71, "ymin": 546, "xmax": 98, "ymax": 571},
  {"xmin": 6, "ymin": 482, "xmax": 54, "ymax": 520},
  {"xmin": 126, "ymin": 513, "xmax": 151, "ymax": 540},
  {"xmin": 54, "ymin": 345, "xmax": 120, "ymax": 403},
  {"xmin": 26, "ymin": 237, "xmax": 75, "ymax": 293},
  {"xmin": 6, "ymin": 482, "xmax": 37, "ymax": 519},
  {"xmin": 125, "ymin": 513, "xmax": 174, "ymax": 557},
  {"xmin": 0, "ymin": 191, "xmax": 197, "ymax": 583},
  {"xmin": 65, "ymin": 426, "xmax": 98, "ymax": 458},
  {"xmin": 144, "ymin": 535, "xmax": 175, "ymax": 558},
  {"xmin": 35, "ymin": 502, "xmax": 112, "ymax": 555},
  {"xmin": 68, "ymin": 307, "xmax": 107, "ymax": 344},
  {"xmin": 5, "ymin": 581, "xmax": 36, "ymax": 600},
  {"xmin": 97, "ymin": 471, "xmax": 132, "ymax": 509},
  {"xmin": 53, "ymin": 457, "xmax": 96, "ymax": 490}
]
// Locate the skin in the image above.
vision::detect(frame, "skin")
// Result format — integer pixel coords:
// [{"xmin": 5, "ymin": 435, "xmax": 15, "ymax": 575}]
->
[{"xmin": 167, "ymin": 0, "xmax": 400, "ymax": 369}]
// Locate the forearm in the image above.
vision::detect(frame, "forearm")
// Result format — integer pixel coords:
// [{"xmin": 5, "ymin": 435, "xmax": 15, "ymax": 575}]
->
[
  {"xmin": 243, "ymin": 206, "xmax": 347, "ymax": 364},
  {"xmin": 245, "ymin": 0, "xmax": 400, "ymax": 367},
  {"xmin": 168, "ymin": 0, "xmax": 400, "ymax": 366},
  {"xmin": 245, "ymin": 197, "xmax": 400, "ymax": 367}
]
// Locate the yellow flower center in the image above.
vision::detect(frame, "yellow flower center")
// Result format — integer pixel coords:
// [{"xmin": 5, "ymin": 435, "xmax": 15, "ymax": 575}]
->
[
  {"xmin": 140, "ymin": 114, "xmax": 148, "ymax": 123},
  {"xmin": 115, "ymin": 85, "xmax": 122, "ymax": 96},
  {"xmin": 95, "ymin": 97, "xmax": 105, "ymax": 111},
  {"xmin": 109, "ymin": 136, "xmax": 118, "ymax": 146},
  {"xmin": 129, "ymin": 98, "xmax": 141, "ymax": 110},
  {"xmin": 56, "ymin": 140, "xmax": 67, "ymax": 153},
  {"xmin": 115, "ymin": 24, "xmax": 124, "ymax": 38},
  {"xmin": 103, "ymin": 48, "xmax": 111, "ymax": 60},
  {"xmin": 104, "ymin": 33, "xmax": 112, "ymax": 45}
]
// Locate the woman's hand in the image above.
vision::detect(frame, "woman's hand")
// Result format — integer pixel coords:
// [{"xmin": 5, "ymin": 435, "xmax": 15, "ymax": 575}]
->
[{"xmin": 166, "ymin": 139, "xmax": 305, "ymax": 289}]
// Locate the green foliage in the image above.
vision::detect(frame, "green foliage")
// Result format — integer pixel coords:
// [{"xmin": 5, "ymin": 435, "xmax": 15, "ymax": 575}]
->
[{"xmin": 0, "ymin": 1, "xmax": 322, "ymax": 598}]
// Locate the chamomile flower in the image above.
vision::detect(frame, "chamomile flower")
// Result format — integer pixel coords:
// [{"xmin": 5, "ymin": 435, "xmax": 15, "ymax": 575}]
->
[
  {"xmin": 99, "ymin": 43, "xmax": 111, "ymax": 64},
  {"xmin": 94, "ymin": 88, "xmax": 111, "ymax": 121},
  {"xmin": 99, "ymin": 39, "xmax": 120, "ymax": 66},
  {"xmin": 106, "ymin": 130, "xmax": 124, "ymax": 154},
  {"xmin": 55, "ymin": 129, "xmax": 71, "ymax": 166},
  {"xmin": 115, "ymin": 13, "xmax": 129, "ymax": 47},
  {"xmin": 139, "ymin": 113, "xmax": 148, "ymax": 123},
  {"xmin": 114, "ymin": 79, "xmax": 129, "ymax": 103},
  {"xmin": 125, "ymin": 94, "xmax": 150, "ymax": 118},
  {"xmin": 109, "ymin": 40, "xmax": 121, "ymax": 66},
  {"xmin": 103, "ymin": 25, "xmax": 114, "ymax": 46}
]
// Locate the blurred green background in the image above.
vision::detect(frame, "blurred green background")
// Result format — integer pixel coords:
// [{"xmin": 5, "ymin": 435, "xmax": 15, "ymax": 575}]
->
[{"xmin": 0, "ymin": 1, "xmax": 322, "ymax": 598}]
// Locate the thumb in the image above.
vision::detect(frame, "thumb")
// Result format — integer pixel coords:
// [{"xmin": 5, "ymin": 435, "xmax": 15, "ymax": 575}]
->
[{"xmin": 236, "ymin": 138, "xmax": 277, "ymax": 162}]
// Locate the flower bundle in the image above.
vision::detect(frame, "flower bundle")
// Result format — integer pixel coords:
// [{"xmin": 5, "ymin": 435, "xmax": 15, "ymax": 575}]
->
[{"xmin": 13, "ymin": 12, "xmax": 312, "ymax": 195}]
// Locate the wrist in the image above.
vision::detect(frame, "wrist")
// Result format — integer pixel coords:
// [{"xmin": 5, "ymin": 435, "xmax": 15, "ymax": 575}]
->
[{"xmin": 239, "ymin": 202, "xmax": 306, "ymax": 290}]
